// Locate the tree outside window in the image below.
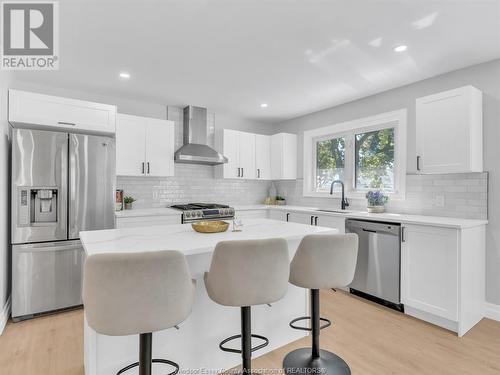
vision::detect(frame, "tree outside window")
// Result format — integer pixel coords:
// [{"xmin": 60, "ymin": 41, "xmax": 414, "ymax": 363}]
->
[
  {"xmin": 316, "ymin": 137, "xmax": 345, "ymax": 191},
  {"xmin": 355, "ymin": 128, "xmax": 395, "ymax": 191}
]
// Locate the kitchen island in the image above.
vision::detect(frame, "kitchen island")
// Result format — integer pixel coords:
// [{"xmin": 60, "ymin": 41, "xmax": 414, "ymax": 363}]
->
[{"xmin": 80, "ymin": 219, "xmax": 336, "ymax": 375}]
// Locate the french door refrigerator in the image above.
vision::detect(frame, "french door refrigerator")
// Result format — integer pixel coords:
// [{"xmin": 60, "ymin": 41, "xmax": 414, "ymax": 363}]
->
[{"xmin": 11, "ymin": 128, "xmax": 115, "ymax": 320}]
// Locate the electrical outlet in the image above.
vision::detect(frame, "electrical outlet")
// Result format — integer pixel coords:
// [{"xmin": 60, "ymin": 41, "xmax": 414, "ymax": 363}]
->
[{"xmin": 434, "ymin": 195, "xmax": 445, "ymax": 207}]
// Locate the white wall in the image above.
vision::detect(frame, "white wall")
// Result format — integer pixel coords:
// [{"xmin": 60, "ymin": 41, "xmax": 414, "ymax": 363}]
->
[
  {"xmin": 274, "ymin": 59, "xmax": 500, "ymax": 305},
  {"xmin": 0, "ymin": 71, "xmax": 14, "ymax": 332}
]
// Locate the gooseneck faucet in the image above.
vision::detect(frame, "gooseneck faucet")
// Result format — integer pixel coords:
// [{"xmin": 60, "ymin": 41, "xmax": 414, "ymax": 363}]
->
[{"xmin": 330, "ymin": 180, "xmax": 349, "ymax": 210}]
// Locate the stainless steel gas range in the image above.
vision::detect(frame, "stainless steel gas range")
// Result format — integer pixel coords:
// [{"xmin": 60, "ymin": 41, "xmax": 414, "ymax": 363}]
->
[{"xmin": 171, "ymin": 203, "xmax": 235, "ymax": 223}]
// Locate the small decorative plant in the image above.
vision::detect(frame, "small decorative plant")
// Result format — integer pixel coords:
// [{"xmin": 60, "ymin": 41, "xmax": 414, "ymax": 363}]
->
[
  {"xmin": 366, "ymin": 190, "xmax": 388, "ymax": 213},
  {"xmin": 275, "ymin": 195, "xmax": 286, "ymax": 206},
  {"xmin": 123, "ymin": 196, "xmax": 136, "ymax": 210}
]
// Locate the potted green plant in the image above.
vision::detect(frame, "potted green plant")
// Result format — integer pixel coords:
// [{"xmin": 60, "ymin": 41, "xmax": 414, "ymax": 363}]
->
[
  {"xmin": 275, "ymin": 195, "xmax": 286, "ymax": 206},
  {"xmin": 366, "ymin": 190, "xmax": 388, "ymax": 213},
  {"xmin": 123, "ymin": 196, "xmax": 136, "ymax": 210}
]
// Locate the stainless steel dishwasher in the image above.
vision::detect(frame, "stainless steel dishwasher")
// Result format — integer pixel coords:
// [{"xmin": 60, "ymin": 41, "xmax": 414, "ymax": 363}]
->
[{"xmin": 345, "ymin": 219, "xmax": 404, "ymax": 312}]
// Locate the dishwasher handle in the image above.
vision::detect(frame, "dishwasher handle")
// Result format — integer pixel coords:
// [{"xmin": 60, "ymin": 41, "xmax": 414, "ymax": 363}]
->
[{"xmin": 346, "ymin": 219, "xmax": 401, "ymax": 236}]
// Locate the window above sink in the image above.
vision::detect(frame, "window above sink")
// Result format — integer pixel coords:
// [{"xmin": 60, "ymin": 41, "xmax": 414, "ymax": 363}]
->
[{"xmin": 303, "ymin": 109, "xmax": 407, "ymax": 200}]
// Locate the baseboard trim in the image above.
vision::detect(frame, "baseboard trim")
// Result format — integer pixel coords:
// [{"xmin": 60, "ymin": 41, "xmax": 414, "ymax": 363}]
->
[
  {"xmin": 485, "ymin": 302, "xmax": 500, "ymax": 322},
  {"xmin": 0, "ymin": 295, "xmax": 11, "ymax": 335}
]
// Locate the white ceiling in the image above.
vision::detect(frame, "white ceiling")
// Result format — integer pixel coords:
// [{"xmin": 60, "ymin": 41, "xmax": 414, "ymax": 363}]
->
[{"xmin": 11, "ymin": 0, "xmax": 500, "ymax": 123}]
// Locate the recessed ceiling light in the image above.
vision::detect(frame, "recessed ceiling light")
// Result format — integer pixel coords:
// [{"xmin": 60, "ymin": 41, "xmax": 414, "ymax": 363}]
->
[
  {"xmin": 260, "ymin": 103, "xmax": 268, "ymax": 108},
  {"xmin": 394, "ymin": 45, "xmax": 408, "ymax": 52},
  {"xmin": 119, "ymin": 72, "xmax": 130, "ymax": 79}
]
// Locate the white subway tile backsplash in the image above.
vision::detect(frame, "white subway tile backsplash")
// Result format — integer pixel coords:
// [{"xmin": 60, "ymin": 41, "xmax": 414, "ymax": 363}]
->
[
  {"xmin": 274, "ymin": 172, "xmax": 488, "ymax": 220},
  {"xmin": 118, "ymin": 164, "xmax": 271, "ymax": 208}
]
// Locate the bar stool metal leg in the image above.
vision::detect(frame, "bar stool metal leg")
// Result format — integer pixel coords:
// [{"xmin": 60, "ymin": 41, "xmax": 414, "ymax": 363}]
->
[
  {"xmin": 283, "ymin": 289, "xmax": 351, "ymax": 375},
  {"xmin": 241, "ymin": 306, "xmax": 251, "ymax": 374},
  {"xmin": 139, "ymin": 333, "xmax": 152, "ymax": 375},
  {"xmin": 117, "ymin": 332, "xmax": 180, "ymax": 375}
]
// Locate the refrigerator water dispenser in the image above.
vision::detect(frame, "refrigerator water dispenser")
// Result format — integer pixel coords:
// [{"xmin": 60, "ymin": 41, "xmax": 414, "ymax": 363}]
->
[{"xmin": 17, "ymin": 187, "xmax": 58, "ymax": 226}]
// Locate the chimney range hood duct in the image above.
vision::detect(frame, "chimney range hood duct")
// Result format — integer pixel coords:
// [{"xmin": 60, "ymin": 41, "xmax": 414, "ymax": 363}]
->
[{"xmin": 174, "ymin": 106, "xmax": 228, "ymax": 165}]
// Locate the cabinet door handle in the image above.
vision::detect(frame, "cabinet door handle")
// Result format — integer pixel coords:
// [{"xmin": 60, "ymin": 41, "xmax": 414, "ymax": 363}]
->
[
  {"xmin": 286, "ymin": 213, "xmax": 290, "ymax": 222},
  {"xmin": 241, "ymin": 168, "xmax": 244, "ymax": 178},
  {"xmin": 237, "ymin": 167, "xmax": 240, "ymax": 177},
  {"xmin": 314, "ymin": 216, "xmax": 318, "ymax": 226},
  {"xmin": 257, "ymin": 168, "xmax": 260, "ymax": 178},
  {"xmin": 310, "ymin": 215, "xmax": 314, "ymax": 226},
  {"xmin": 401, "ymin": 227, "xmax": 406, "ymax": 242},
  {"xmin": 416, "ymin": 156, "xmax": 421, "ymax": 171},
  {"xmin": 142, "ymin": 162, "xmax": 145, "ymax": 174},
  {"xmin": 58, "ymin": 121, "xmax": 76, "ymax": 126},
  {"xmin": 147, "ymin": 162, "xmax": 150, "ymax": 174}
]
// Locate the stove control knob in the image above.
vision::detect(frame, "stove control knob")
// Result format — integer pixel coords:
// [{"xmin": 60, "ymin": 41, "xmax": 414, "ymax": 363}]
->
[
  {"xmin": 197, "ymin": 211, "xmax": 202, "ymax": 217},
  {"xmin": 185, "ymin": 212, "xmax": 191, "ymax": 218}
]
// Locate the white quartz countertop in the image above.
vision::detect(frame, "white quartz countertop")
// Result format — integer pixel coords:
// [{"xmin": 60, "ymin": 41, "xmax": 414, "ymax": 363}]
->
[
  {"xmin": 266, "ymin": 206, "xmax": 488, "ymax": 229},
  {"xmin": 81, "ymin": 218, "xmax": 336, "ymax": 257},
  {"xmin": 115, "ymin": 204, "xmax": 487, "ymax": 229}
]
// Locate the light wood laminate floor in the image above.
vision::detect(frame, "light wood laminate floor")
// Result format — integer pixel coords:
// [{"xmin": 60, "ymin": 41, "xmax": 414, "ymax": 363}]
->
[{"xmin": 1, "ymin": 290, "xmax": 499, "ymax": 375}]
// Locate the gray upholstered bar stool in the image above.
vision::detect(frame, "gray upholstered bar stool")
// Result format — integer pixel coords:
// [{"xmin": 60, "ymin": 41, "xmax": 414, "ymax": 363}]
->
[
  {"xmin": 204, "ymin": 238, "xmax": 290, "ymax": 374},
  {"xmin": 83, "ymin": 250, "xmax": 196, "ymax": 375},
  {"xmin": 283, "ymin": 233, "xmax": 358, "ymax": 375}
]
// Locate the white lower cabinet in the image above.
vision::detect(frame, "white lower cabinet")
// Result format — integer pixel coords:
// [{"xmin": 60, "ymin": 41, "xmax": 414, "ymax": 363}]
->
[
  {"xmin": 288, "ymin": 212, "xmax": 315, "ymax": 225},
  {"xmin": 401, "ymin": 225, "xmax": 458, "ymax": 321},
  {"xmin": 269, "ymin": 209, "xmax": 286, "ymax": 221},
  {"xmin": 116, "ymin": 215, "xmax": 181, "ymax": 228},
  {"xmin": 269, "ymin": 209, "xmax": 345, "ymax": 232},
  {"xmin": 235, "ymin": 209, "xmax": 268, "ymax": 219},
  {"xmin": 315, "ymin": 215, "xmax": 345, "ymax": 233},
  {"xmin": 401, "ymin": 224, "xmax": 485, "ymax": 336}
]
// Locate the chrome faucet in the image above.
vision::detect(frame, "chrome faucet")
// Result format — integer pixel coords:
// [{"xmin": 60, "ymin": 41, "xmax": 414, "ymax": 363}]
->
[{"xmin": 330, "ymin": 180, "xmax": 349, "ymax": 210}]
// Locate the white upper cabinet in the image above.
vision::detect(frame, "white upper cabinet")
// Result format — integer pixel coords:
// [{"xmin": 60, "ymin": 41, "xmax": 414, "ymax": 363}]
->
[
  {"xmin": 116, "ymin": 114, "xmax": 147, "ymax": 176},
  {"xmin": 8, "ymin": 89, "xmax": 116, "ymax": 134},
  {"xmin": 220, "ymin": 129, "xmax": 240, "ymax": 179},
  {"xmin": 271, "ymin": 133, "xmax": 297, "ymax": 180},
  {"xmin": 416, "ymin": 86, "xmax": 483, "ymax": 174},
  {"xmin": 116, "ymin": 114, "xmax": 175, "ymax": 177},
  {"xmin": 145, "ymin": 118, "xmax": 175, "ymax": 177},
  {"xmin": 217, "ymin": 130, "xmax": 296, "ymax": 180},
  {"xmin": 255, "ymin": 134, "xmax": 271, "ymax": 179},
  {"xmin": 238, "ymin": 131, "xmax": 256, "ymax": 180},
  {"xmin": 217, "ymin": 129, "xmax": 256, "ymax": 179}
]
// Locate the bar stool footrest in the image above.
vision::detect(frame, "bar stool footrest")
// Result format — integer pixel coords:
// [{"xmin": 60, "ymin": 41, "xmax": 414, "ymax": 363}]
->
[
  {"xmin": 289, "ymin": 316, "xmax": 331, "ymax": 331},
  {"xmin": 117, "ymin": 358, "xmax": 179, "ymax": 375},
  {"xmin": 219, "ymin": 334, "xmax": 269, "ymax": 354}
]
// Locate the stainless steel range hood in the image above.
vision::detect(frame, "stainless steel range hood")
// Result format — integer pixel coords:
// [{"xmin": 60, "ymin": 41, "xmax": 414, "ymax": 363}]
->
[{"xmin": 174, "ymin": 106, "xmax": 228, "ymax": 165}]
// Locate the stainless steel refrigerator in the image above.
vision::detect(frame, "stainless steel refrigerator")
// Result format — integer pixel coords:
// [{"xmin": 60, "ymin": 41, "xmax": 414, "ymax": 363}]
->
[{"xmin": 11, "ymin": 128, "xmax": 115, "ymax": 320}]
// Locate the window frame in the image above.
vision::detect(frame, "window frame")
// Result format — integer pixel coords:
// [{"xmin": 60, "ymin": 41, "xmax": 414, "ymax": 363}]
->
[{"xmin": 303, "ymin": 109, "xmax": 407, "ymax": 200}]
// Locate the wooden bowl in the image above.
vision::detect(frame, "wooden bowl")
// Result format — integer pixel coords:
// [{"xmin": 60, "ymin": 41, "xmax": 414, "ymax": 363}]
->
[{"xmin": 191, "ymin": 220, "xmax": 229, "ymax": 233}]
